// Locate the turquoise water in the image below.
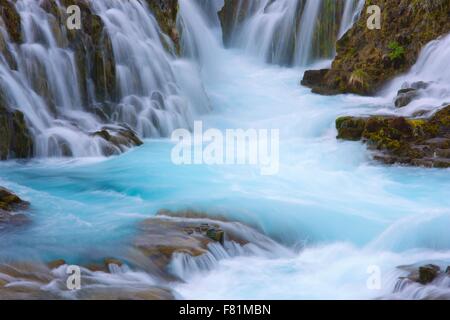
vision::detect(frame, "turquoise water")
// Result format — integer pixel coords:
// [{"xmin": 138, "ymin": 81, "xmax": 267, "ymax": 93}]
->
[{"xmin": 1, "ymin": 50, "xmax": 450, "ymax": 298}]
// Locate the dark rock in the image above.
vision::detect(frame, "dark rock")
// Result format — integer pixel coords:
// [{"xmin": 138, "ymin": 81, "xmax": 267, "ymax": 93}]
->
[
  {"xmin": 408, "ymin": 264, "xmax": 441, "ymax": 285},
  {"xmin": 0, "ymin": 187, "xmax": 30, "ymax": 227},
  {"xmin": 0, "ymin": 104, "xmax": 34, "ymax": 160},
  {"xmin": 206, "ymin": 228, "xmax": 225, "ymax": 244},
  {"xmin": 335, "ymin": 116, "xmax": 366, "ymax": 140},
  {"xmin": 0, "ymin": 0, "xmax": 23, "ymax": 43},
  {"xmin": 336, "ymin": 105, "xmax": 450, "ymax": 168},
  {"xmin": 301, "ymin": 69, "xmax": 342, "ymax": 95},
  {"xmin": 419, "ymin": 264, "xmax": 440, "ymax": 284},
  {"xmin": 93, "ymin": 126, "xmax": 143, "ymax": 156},
  {"xmin": 0, "ymin": 188, "xmax": 29, "ymax": 212}
]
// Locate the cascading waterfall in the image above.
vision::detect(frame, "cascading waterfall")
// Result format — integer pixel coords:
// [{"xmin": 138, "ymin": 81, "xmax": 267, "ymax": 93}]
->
[
  {"xmin": 91, "ymin": 0, "xmax": 210, "ymax": 137},
  {"xmin": 220, "ymin": 0, "xmax": 364, "ymax": 67},
  {"xmin": 295, "ymin": 0, "xmax": 323, "ymax": 66},
  {"xmin": 383, "ymin": 32, "xmax": 450, "ymax": 114},
  {"xmin": 1, "ymin": 0, "xmax": 450, "ymax": 301},
  {"xmin": 338, "ymin": 0, "xmax": 365, "ymax": 38},
  {"xmin": 0, "ymin": 0, "xmax": 209, "ymax": 158}
]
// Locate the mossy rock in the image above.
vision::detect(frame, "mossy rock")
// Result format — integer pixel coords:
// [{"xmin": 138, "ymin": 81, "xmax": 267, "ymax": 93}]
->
[
  {"xmin": 0, "ymin": 0, "xmax": 23, "ymax": 43},
  {"xmin": 0, "ymin": 187, "xmax": 29, "ymax": 212},
  {"xmin": 336, "ymin": 105, "xmax": 450, "ymax": 168},
  {"xmin": 0, "ymin": 104, "xmax": 34, "ymax": 160},
  {"xmin": 302, "ymin": 0, "xmax": 450, "ymax": 95}
]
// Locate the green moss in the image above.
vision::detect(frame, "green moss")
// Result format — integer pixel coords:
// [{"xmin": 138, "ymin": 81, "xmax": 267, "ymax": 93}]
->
[{"xmin": 388, "ymin": 41, "xmax": 406, "ymax": 61}]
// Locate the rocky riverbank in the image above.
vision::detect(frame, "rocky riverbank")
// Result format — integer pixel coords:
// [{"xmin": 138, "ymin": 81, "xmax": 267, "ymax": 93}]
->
[
  {"xmin": 302, "ymin": 0, "xmax": 450, "ymax": 95},
  {"xmin": 0, "ymin": 210, "xmax": 274, "ymax": 299},
  {"xmin": 336, "ymin": 104, "xmax": 450, "ymax": 168}
]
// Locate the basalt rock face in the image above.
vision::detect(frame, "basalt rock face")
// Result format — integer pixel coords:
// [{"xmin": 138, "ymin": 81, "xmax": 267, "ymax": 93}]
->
[
  {"xmin": 302, "ymin": 0, "xmax": 450, "ymax": 95},
  {"xmin": 336, "ymin": 105, "xmax": 450, "ymax": 168}
]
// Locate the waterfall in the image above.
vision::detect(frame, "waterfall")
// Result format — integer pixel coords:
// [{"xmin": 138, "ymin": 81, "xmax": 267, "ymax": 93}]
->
[
  {"xmin": 222, "ymin": 0, "xmax": 305, "ymax": 65},
  {"xmin": 220, "ymin": 0, "xmax": 364, "ymax": 67},
  {"xmin": 295, "ymin": 0, "xmax": 323, "ymax": 66},
  {"xmin": 338, "ymin": 0, "xmax": 364, "ymax": 38},
  {"xmin": 0, "ymin": 0, "xmax": 209, "ymax": 158},
  {"xmin": 384, "ymin": 33, "xmax": 450, "ymax": 112}
]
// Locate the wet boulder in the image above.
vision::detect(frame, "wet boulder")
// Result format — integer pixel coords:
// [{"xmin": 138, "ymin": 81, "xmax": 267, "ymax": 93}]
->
[
  {"xmin": 394, "ymin": 82, "xmax": 430, "ymax": 108},
  {"xmin": 336, "ymin": 105, "xmax": 450, "ymax": 168},
  {"xmin": 395, "ymin": 88, "xmax": 419, "ymax": 108},
  {"xmin": 0, "ymin": 187, "xmax": 30, "ymax": 227},
  {"xmin": 0, "ymin": 0, "xmax": 22, "ymax": 43},
  {"xmin": 335, "ymin": 116, "xmax": 366, "ymax": 141},
  {"xmin": 93, "ymin": 126, "xmax": 143, "ymax": 156}
]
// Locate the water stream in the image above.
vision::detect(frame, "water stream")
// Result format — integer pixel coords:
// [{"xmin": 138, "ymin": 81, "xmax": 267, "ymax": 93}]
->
[{"xmin": 0, "ymin": 0, "xmax": 449, "ymax": 299}]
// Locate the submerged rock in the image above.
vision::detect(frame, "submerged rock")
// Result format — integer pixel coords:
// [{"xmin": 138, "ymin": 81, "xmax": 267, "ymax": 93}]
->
[
  {"xmin": 336, "ymin": 104, "xmax": 450, "ymax": 168},
  {"xmin": 92, "ymin": 126, "xmax": 143, "ymax": 156},
  {"xmin": 0, "ymin": 261, "xmax": 175, "ymax": 300},
  {"xmin": 394, "ymin": 82, "xmax": 430, "ymax": 108},
  {"xmin": 0, "ymin": 187, "xmax": 29, "ymax": 227},
  {"xmin": 395, "ymin": 89, "xmax": 419, "ymax": 108}
]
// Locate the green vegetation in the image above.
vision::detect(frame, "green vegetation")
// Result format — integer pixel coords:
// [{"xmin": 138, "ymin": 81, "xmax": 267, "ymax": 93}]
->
[{"xmin": 388, "ymin": 41, "xmax": 406, "ymax": 61}]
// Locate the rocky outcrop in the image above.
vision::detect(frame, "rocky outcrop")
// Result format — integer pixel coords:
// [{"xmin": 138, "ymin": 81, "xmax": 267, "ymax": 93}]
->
[
  {"xmin": 0, "ymin": 187, "xmax": 29, "ymax": 227},
  {"xmin": 0, "ymin": 0, "xmax": 22, "ymax": 43},
  {"xmin": 134, "ymin": 211, "xmax": 238, "ymax": 271},
  {"xmin": 92, "ymin": 126, "xmax": 143, "ymax": 156},
  {"xmin": 0, "ymin": 211, "xmax": 272, "ymax": 299},
  {"xmin": 0, "ymin": 261, "xmax": 175, "ymax": 300},
  {"xmin": 145, "ymin": 0, "xmax": 180, "ymax": 53},
  {"xmin": 336, "ymin": 105, "xmax": 450, "ymax": 168},
  {"xmin": 393, "ymin": 263, "xmax": 450, "ymax": 299},
  {"xmin": 302, "ymin": 0, "xmax": 450, "ymax": 95},
  {"xmin": 0, "ymin": 104, "xmax": 33, "ymax": 160},
  {"xmin": 394, "ymin": 81, "xmax": 430, "ymax": 108}
]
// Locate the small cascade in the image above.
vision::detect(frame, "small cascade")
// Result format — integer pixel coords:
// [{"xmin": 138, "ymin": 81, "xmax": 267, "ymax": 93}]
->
[
  {"xmin": 0, "ymin": 0, "xmax": 209, "ymax": 158},
  {"xmin": 219, "ymin": 0, "xmax": 364, "ymax": 67},
  {"xmin": 384, "ymin": 33, "xmax": 450, "ymax": 113},
  {"xmin": 92, "ymin": 0, "xmax": 210, "ymax": 138},
  {"xmin": 338, "ymin": 0, "xmax": 365, "ymax": 38}
]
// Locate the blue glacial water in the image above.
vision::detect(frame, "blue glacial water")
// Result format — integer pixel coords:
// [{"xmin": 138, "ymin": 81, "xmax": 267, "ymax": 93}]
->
[{"xmin": 1, "ymin": 50, "xmax": 450, "ymax": 299}]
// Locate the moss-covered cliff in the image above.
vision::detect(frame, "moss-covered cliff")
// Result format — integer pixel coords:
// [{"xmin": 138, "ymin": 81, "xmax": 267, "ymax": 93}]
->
[{"xmin": 302, "ymin": 0, "xmax": 450, "ymax": 95}]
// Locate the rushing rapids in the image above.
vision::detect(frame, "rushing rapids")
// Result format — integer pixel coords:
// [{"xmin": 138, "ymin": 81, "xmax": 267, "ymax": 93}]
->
[{"xmin": 0, "ymin": 0, "xmax": 450, "ymax": 300}]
